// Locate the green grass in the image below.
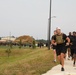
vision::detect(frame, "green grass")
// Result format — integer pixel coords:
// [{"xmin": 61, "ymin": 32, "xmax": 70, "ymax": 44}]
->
[{"xmin": 0, "ymin": 46, "xmax": 58, "ymax": 75}]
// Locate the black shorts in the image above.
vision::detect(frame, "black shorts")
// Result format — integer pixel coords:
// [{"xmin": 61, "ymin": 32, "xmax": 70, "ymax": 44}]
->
[
  {"xmin": 52, "ymin": 45, "xmax": 56, "ymax": 50},
  {"xmin": 66, "ymin": 45, "xmax": 71, "ymax": 49},
  {"xmin": 71, "ymin": 49, "xmax": 76, "ymax": 54},
  {"xmin": 56, "ymin": 44, "xmax": 66, "ymax": 56}
]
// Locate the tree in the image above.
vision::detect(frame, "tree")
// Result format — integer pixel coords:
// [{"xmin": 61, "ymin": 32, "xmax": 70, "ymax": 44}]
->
[
  {"xmin": 18, "ymin": 39, "xmax": 22, "ymax": 49},
  {"xmin": 5, "ymin": 41, "xmax": 12, "ymax": 57},
  {"xmin": 5, "ymin": 48, "xmax": 11, "ymax": 57},
  {"xmin": 32, "ymin": 40, "xmax": 36, "ymax": 49}
]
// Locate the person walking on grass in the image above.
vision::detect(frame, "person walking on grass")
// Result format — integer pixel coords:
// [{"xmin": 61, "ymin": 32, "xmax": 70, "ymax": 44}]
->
[
  {"xmin": 51, "ymin": 27, "xmax": 70, "ymax": 71},
  {"xmin": 51, "ymin": 30, "xmax": 57, "ymax": 62}
]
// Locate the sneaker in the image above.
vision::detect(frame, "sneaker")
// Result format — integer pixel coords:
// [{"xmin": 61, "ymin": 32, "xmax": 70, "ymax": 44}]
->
[
  {"xmin": 53, "ymin": 60, "xmax": 56, "ymax": 63},
  {"xmin": 68, "ymin": 57, "xmax": 70, "ymax": 60},
  {"xmin": 73, "ymin": 64, "xmax": 75, "ymax": 67},
  {"xmin": 73, "ymin": 61, "xmax": 75, "ymax": 67},
  {"xmin": 61, "ymin": 67, "xmax": 65, "ymax": 71},
  {"xmin": 54, "ymin": 60, "xmax": 56, "ymax": 62}
]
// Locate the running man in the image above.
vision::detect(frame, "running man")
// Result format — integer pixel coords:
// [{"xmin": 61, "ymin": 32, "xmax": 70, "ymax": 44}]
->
[
  {"xmin": 67, "ymin": 32, "xmax": 72, "ymax": 60},
  {"xmin": 51, "ymin": 27, "xmax": 70, "ymax": 71},
  {"xmin": 70, "ymin": 31, "xmax": 76, "ymax": 66},
  {"xmin": 51, "ymin": 30, "xmax": 57, "ymax": 62}
]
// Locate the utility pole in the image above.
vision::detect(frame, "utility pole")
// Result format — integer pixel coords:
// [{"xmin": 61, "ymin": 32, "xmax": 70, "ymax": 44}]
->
[{"xmin": 48, "ymin": 0, "xmax": 52, "ymax": 50}]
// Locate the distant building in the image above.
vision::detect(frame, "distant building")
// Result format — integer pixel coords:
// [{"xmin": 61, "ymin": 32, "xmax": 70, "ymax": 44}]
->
[{"xmin": 0, "ymin": 36, "xmax": 16, "ymax": 42}]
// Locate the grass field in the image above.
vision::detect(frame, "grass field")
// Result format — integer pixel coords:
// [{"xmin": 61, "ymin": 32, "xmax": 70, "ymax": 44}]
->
[{"xmin": 0, "ymin": 46, "xmax": 58, "ymax": 75}]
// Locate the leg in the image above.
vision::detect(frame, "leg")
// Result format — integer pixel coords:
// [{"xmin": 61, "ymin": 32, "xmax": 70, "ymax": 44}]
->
[
  {"xmin": 71, "ymin": 49, "xmax": 74, "ymax": 60},
  {"xmin": 73, "ymin": 54, "xmax": 75, "ymax": 66},
  {"xmin": 53, "ymin": 49, "xmax": 56, "ymax": 62},
  {"xmin": 73, "ymin": 54, "xmax": 76, "ymax": 67},
  {"xmin": 60, "ymin": 53, "xmax": 65, "ymax": 68},
  {"xmin": 57, "ymin": 55, "xmax": 61, "ymax": 62},
  {"xmin": 68, "ymin": 48, "xmax": 71, "ymax": 59},
  {"xmin": 57, "ymin": 53, "xmax": 65, "ymax": 71}
]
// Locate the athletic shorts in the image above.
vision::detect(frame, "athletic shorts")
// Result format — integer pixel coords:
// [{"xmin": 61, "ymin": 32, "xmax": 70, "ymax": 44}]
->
[
  {"xmin": 56, "ymin": 44, "xmax": 66, "ymax": 56},
  {"xmin": 71, "ymin": 49, "xmax": 76, "ymax": 54},
  {"xmin": 52, "ymin": 45, "xmax": 56, "ymax": 50}
]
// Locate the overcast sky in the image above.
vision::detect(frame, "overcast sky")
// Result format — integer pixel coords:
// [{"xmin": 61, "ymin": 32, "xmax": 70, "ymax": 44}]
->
[{"xmin": 0, "ymin": 0, "xmax": 76, "ymax": 40}]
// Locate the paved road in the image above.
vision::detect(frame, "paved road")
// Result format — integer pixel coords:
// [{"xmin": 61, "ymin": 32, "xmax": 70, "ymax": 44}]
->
[{"xmin": 42, "ymin": 59, "xmax": 76, "ymax": 75}]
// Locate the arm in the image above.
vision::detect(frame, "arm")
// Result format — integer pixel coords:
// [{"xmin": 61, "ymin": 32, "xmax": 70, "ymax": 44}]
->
[
  {"xmin": 66, "ymin": 37, "xmax": 70, "ymax": 46},
  {"xmin": 63, "ymin": 33, "xmax": 70, "ymax": 45},
  {"xmin": 66, "ymin": 37, "xmax": 70, "ymax": 43},
  {"xmin": 51, "ymin": 35, "xmax": 57, "ymax": 46}
]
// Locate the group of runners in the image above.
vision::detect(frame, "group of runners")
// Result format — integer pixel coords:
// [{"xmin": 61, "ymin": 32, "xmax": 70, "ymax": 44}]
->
[{"xmin": 51, "ymin": 27, "xmax": 76, "ymax": 71}]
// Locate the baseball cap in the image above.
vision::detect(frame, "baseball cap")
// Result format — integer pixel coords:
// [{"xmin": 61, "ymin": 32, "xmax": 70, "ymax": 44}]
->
[{"xmin": 56, "ymin": 27, "xmax": 61, "ymax": 30}]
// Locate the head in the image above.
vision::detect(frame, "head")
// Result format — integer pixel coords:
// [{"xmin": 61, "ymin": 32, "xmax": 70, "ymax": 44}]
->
[
  {"xmin": 73, "ymin": 31, "xmax": 76, "ymax": 36},
  {"xmin": 56, "ymin": 27, "xmax": 61, "ymax": 35},
  {"xmin": 75, "ymin": 32, "xmax": 76, "ymax": 36},
  {"xmin": 69, "ymin": 32, "xmax": 71, "ymax": 36},
  {"xmin": 54, "ymin": 30, "xmax": 57, "ymax": 35}
]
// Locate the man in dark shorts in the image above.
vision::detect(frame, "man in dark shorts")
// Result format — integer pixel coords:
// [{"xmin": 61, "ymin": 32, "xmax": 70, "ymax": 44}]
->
[
  {"xmin": 51, "ymin": 30, "xmax": 57, "ymax": 62},
  {"xmin": 51, "ymin": 27, "xmax": 70, "ymax": 71},
  {"xmin": 66, "ymin": 32, "xmax": 72, "ymax": 60},
  {"xmin": 70, "ymin": 31, "xmax": 76, "ymax": 66}
]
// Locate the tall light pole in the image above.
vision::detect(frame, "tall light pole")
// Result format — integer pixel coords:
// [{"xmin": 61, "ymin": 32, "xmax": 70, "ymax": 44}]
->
[{"xmin": 48, "ymin": 0, "xmax": 52, "ymax": 50}]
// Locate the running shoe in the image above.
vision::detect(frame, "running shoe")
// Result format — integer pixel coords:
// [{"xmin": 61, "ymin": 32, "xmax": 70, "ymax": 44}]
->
[{"xmin": 61, "ymin": 67, "xmax": 65, "ymax": 71}]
